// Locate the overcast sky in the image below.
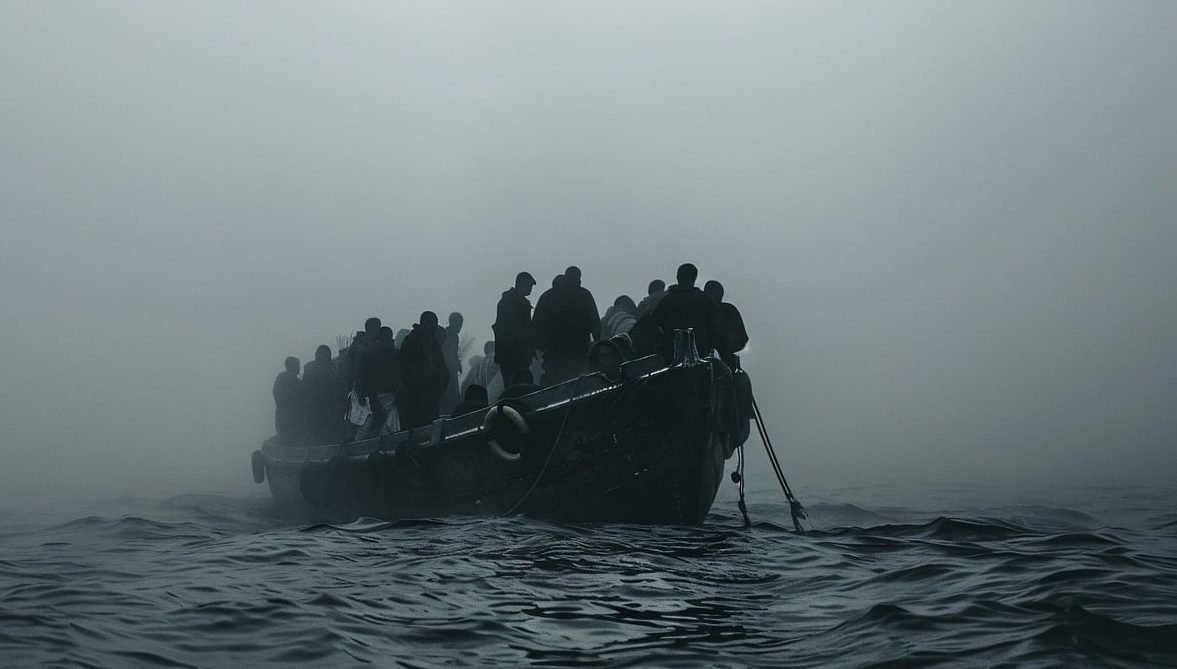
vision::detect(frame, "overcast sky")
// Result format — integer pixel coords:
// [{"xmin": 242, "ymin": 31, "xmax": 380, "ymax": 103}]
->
[{"xmin": 1, "ymin": 1, "xmax": 1175, "ymax": 505}]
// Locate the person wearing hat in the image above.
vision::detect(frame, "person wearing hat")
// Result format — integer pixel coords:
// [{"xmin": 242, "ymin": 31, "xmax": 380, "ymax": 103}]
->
[{"xmin": 493, "ymin": 271, "xmax": 537, "ymax": 388}]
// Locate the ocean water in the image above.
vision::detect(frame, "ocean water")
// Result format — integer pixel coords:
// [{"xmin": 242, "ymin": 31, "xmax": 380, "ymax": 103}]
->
[{"xmin": 1, "ymin": 482, "xmax": 1175, "ymax": 668}]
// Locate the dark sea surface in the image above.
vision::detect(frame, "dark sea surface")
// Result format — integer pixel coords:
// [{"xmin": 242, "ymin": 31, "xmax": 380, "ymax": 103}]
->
[{"xmin": 2, "ymin": 482, "xmax": 1176, "ymax": 668}]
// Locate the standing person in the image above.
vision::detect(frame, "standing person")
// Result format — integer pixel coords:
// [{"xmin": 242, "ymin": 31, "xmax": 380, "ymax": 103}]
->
[
  {"xmin": 302, "ymin": 345, "xmax": 347, "ymax": 444},
  {"xmin": 397, "ymin": 311, "xmax": 450, "ymax": 428},
  {"xmin": 650, "ymin": 263, "xmax": 720, "ymax": 361},
  {"xmin": 357, "ymin": 326, "xmax": 400, "ymax": 434},
  {"xmin": 272, "ymin": 356, "xmax": 305, "ymax": 445},
  {"xmin": 704, "ymin": 280, "xmax": 750, "ymax": 370},
  {"xmin": 636, "ymin": 279, "xmax": 666, "ymax": 319},
  {"xmin": 563, "ymin": 266, "xmax": 602, "ymax": 342},
  {"xmin": 439, "ymin": 312, "xmax": 464, "ymax": 414},
  {"xmin": 601, "ymin": 295, "xmax": 638, "ymax": 339},
  {"xmin": 532, "ymin": 268, "xmax": 600, "ymax": 385},
  {"xmin": 493, "ymin": 271, "xmax": 537, "ymax": 388},
  {"xmin": 462, "ymin": 341, "xmax": 501, "ymax": 397}
]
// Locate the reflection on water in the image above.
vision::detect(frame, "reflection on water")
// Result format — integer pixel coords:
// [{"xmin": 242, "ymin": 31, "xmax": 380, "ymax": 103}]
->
[{"xmin": 1, "ymin": 484, "xmax": 1175, "ymax": 667}]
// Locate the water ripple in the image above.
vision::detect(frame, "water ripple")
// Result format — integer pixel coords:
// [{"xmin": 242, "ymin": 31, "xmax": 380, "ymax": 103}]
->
[{"xmin": 0, "ymin": 488, "xmax": 1175, "ymax": 667}]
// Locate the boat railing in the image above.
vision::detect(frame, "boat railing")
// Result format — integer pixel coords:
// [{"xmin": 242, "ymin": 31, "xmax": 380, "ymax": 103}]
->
[{"xmin": 264, "ymin": 354, "xmax": 675, "ymax": 464}]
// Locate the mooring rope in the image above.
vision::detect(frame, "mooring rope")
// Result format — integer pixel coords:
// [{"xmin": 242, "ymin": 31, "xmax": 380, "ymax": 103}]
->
[
  {"xmin": 750, "ymin": 393, "xmax": 806, "ymax": 533},
  {"xmin": 733, "ymin": 443, "xmax": 751, "ymax": 527},
  {"xmin": 501, "ymin": 375, "xmax": 585, "ymax": 517}
]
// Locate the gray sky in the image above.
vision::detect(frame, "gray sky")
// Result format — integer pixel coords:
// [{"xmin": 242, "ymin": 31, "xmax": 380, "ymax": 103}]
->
[{"xmin": 2, "ymin": 1, "xmax": 1175, "ymax": 505}]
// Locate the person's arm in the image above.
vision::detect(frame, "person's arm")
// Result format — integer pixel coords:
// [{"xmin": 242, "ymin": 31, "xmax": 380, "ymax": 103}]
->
[
  {"xmin": 729, "ymin": 305, "xmax": 749, "ymax": 352},
  {"xmin": 586, "ymin": 293, "xmax": 602, "ymax": 341}
]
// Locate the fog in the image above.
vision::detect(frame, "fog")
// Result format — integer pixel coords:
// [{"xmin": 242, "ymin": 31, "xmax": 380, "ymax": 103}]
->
[{"xmin": 2, "ymin": 1, "xmax": 1175, "ymax": 507}]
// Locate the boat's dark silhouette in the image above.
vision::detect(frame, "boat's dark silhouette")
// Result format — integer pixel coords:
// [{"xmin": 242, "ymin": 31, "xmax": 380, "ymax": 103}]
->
[{"xmin": 253, "ymin": 331, "xmax": 750, "ymax": 525}]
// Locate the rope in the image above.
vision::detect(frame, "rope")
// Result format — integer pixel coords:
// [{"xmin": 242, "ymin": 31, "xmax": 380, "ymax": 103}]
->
[
  {"xmin": 750, "ymin": 393, "xmax": 806, "ymax": 533},
  {"xmin": 501, "ymin": 376, "xmax": 585, "ymax": 516},
  {"xmin": 733, "ymin": 443, "xmax": 750, "ymax": 527}
]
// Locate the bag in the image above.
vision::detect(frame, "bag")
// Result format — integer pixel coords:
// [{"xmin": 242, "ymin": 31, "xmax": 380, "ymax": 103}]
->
[{"xmin": 346, "ymin": 388, "xmax": 372, "ymax": 426}]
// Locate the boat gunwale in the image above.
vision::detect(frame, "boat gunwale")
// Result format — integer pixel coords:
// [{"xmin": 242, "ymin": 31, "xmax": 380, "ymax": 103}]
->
[{"xmin": 262, "ymin": 355, "xmax": 679, "ymax": 465}]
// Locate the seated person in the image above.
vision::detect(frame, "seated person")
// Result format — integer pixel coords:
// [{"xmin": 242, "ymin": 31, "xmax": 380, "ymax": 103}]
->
[
  {"xmin": 500, "ymin": 369, "xmax": 541, "ymax": 400},
  {"xmin": 451, "ymin": 384, "xmax": 490, "ymax": 416},
  {"xmin": 587, "ymin": 339, "xmax": 625, "ymax": 380}
]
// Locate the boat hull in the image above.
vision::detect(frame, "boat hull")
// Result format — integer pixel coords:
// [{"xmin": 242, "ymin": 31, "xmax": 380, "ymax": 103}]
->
[{"xmin": 259, "ymin": 357, "xmax": 744, "ymax": 525}]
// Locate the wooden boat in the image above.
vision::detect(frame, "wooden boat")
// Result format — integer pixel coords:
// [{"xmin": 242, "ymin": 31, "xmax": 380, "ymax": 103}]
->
[{"xmin": 252, "ymin": 338, "xmax": 751, "ymax": 525}]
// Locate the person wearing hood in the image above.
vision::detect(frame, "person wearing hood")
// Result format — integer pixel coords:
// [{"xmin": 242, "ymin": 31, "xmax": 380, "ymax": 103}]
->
[
  {"xmin": 601, "ymin": 295, "xmax": 638, "ymax": 339},
  {"xmin": 493, "ymin": 271, "xmax": 537, "ymax": 388},
  {"xmin": 396, "ymin": 311, "xmax": 450, "ymax": 428}
]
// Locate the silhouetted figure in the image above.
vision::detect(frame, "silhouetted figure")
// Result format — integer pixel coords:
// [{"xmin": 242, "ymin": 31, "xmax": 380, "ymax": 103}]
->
[
  {"xmin": 395, "ymin": 328, "xmax": 410, "ymax": 349},
  {"xmin": 609, "ymin": 332, "xmax": 637, "ymax": 360},
  {"xmin": 493, "ymin": 272, "xmax": 537, "ymax": 388},
  {"xmin": 650, "ymin": 263, "xmax": 720, "ymax": 361},
  {"xmin": 704, "ymin": 280, "xmax": 750, "ymax": 370},
  {"xmin": 303, "ymin": 345, "xmax": 347, "ymax": 444},
  {"xmin": 533, "ymin": 268, "xmax": 601, "ymax": 385},
  {"xmin": 451, "ymin": 384, "xmax": 489, "ymax": 416},
  {"xmin": 273, "ymin": 356, "xmax": 305, "ymax": 445},
  {"xmin": 564, "ymin": 266, "xmax": 602, "ymax": 342},
  {"xmin": 601, "ymin": 295, "xmax": 638, "ymax": 339},
  {"xmin": 462, "ymin": 341, "xmax": 501, "ymax": 397},
  {"xmin": 346, "ymin": 317, "xmax": 382, "ymax": 387},
  {"xmin": 356, "ymin": 327, "xmax": 400, "ymax": 433},
  {"xmin": 636, "ymin": 279, "xmax": 666, "ymax": 319},
  {"xmin": 440, "ymin": 312, "xmax": 464, "ymax": 414},
  {"xmin": 588, "ymin": 339, "xmax": 625, "ymax": 380},
  {"xmin": 499, "ymin": 369, "xmax": 540, "ymax": 400},
  {"xmin": 397, "ymin": 311, "xmax": 450, "ymax": 428}
]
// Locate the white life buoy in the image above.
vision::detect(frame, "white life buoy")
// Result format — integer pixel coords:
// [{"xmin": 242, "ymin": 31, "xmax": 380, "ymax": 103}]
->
[{"xmin": 482, "ymin": 405, "xmax": 530, "ymax": 462}]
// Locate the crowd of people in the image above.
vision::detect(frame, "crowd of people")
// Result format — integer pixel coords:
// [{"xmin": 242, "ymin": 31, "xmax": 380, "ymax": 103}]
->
[{"xmin": 271, "ymin": 263, "xmax": 749, "ymax": 446}]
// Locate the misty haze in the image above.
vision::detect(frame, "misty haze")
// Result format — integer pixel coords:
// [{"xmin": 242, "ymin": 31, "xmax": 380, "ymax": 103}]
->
[{"xmin": 1, "ymin": 2, "xmax": 1175, "ymax": 667}]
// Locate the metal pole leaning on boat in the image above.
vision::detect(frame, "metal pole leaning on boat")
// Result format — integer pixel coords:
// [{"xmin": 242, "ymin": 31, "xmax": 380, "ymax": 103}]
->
[{"xmin": 750, "ymin": 393, "xmax": 806, "ymax": 533}]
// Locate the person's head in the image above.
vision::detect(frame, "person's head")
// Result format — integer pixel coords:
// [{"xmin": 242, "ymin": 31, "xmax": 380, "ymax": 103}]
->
[
  {"xmin": 364, "ymin": 317, "xmax": 382, "ymax": 336},
  {"xmin": 284, "ymin": 356, "xmax": 300, "ymax": 375},
  {"xmin": 508, "ymin": 369, "xmax": 534, "ymax": 386},
  {"xmin": 552, "ymin": 274, "xmax": 567, "ymax": 289},
  {"xmin": 419, "ymin": 311, "xmax": 439, "ymax": 328},
  {"xmin": 564, "ymin": 266, "xmax": 582, "ymax": 285},
  {"xmin": 464, "ymin": 384, "xmax": 489, "ymax": 405},
  {"xmin": 515, "ymin": 271, "xmax": 536, "ymax": 296},
  {"xmin": 483, "ymin": 340, "xmax": 495, "ymax": 356},
  {"xmin": 648, "ymin": 279, "xmax": 666, "ymax": 296},
  {"xmin": 610, "ymin": 332, "xmax": 636, "ymax": 358},
  {"xmin": 448, "ymin": 312, "xmax": 464, "ymax": 331},
  {"xmin": 377, "ymin": 326, "xmax": 395, "ymax": 343},
  {"xmin": 703, "ymin": 280, "xmax": 724, "ymax": 303},
  {"xmin": 588, "ymin": 340, "xmax": 624, "ymax": 376},
  {"xmin": 315, "ymin": 345, "xmax": 331, "ymax": 362},
  {"xmin": 614, "ymin": 295, "xmax": 637, "ymax": 314},
  {"xmin": 676, "ymin": 263, "xmax": 698, "ymax": 287}
]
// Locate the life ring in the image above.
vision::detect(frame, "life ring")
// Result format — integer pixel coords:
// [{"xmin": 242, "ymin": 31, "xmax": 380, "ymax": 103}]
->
[
  {"xmin": 251, "ymin": 450, "xmax": 266, "ymax": 484},
  {"xmin": 482, "ymin": 404, "xmax": 531, "ymax": 462}
]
